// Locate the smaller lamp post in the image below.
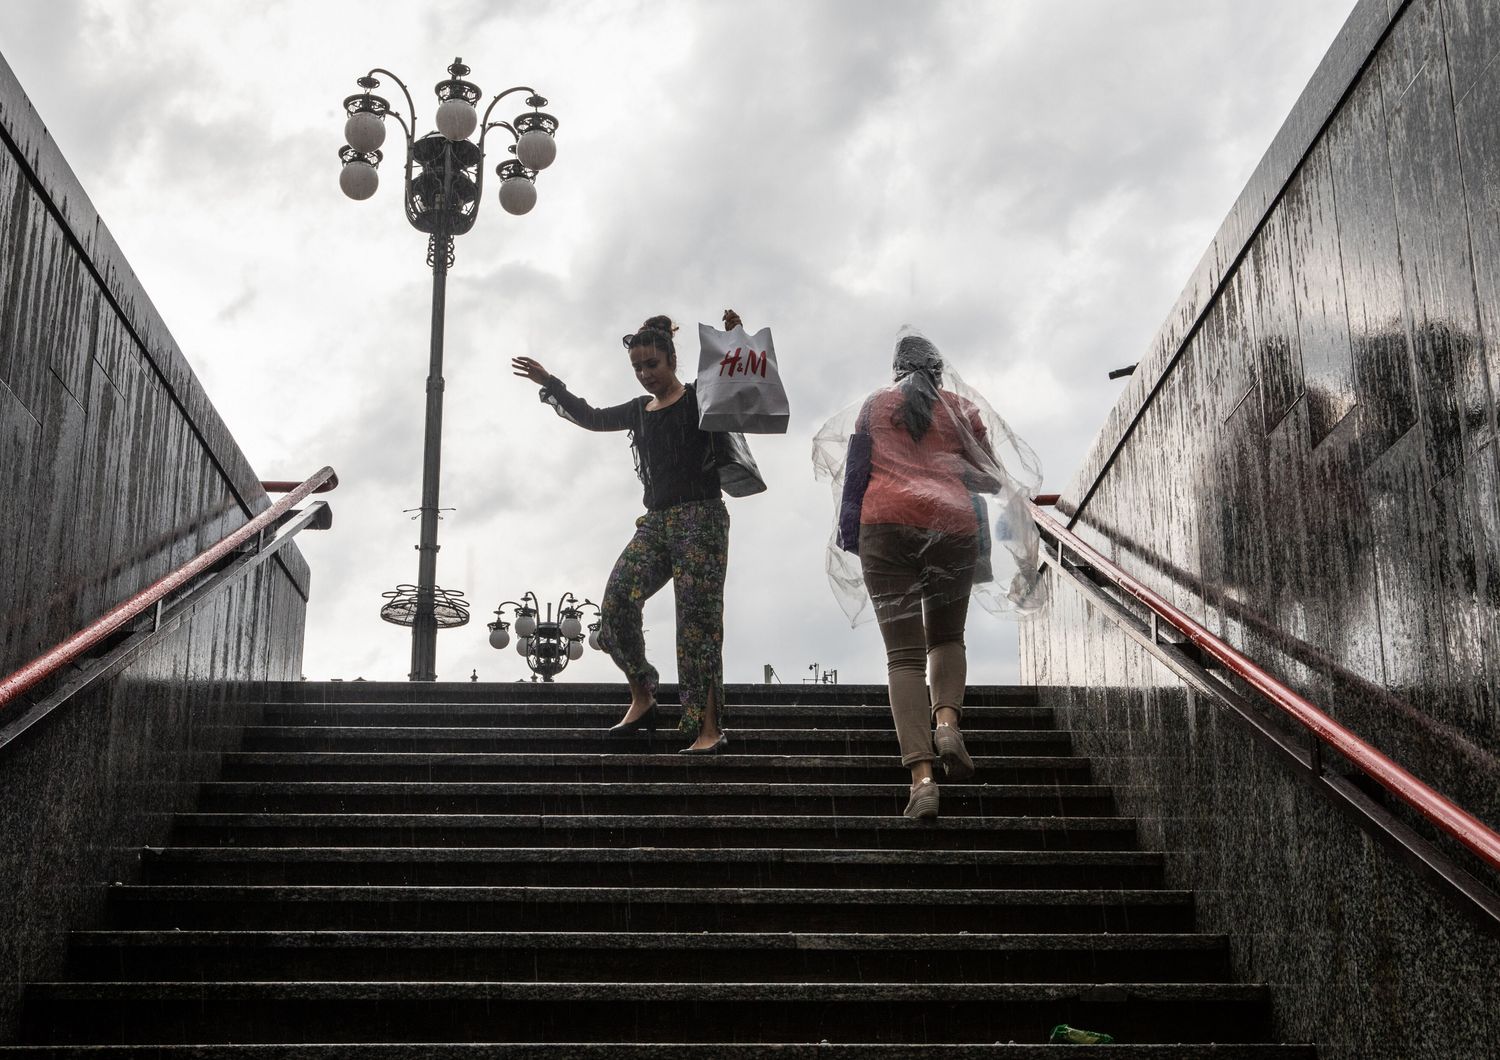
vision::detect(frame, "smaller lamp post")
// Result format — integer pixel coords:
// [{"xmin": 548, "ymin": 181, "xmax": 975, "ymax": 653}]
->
[{"xmin": 488, "ymin": 592, "xmax": 601, "ymax": 681}]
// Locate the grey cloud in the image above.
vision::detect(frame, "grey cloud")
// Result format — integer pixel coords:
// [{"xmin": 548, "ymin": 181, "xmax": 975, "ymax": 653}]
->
[{"xmin": 216, "ymin": 286, "xmax": 257, "ymax": 321}]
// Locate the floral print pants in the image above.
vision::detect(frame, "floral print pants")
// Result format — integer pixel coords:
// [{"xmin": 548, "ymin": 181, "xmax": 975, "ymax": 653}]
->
[{"xmin": 598, "ymin": 499, "xmax": 729, "ymax": 738}]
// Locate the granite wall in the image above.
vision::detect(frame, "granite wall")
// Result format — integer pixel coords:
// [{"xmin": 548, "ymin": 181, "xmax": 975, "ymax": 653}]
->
[
  {"xmin": 0, "ymin": 54, "xmax": 312, "ymax": 1037},
  {"xmin": 1020, "ymin": 0, "xmax": 1500, "ymax": 1055}
]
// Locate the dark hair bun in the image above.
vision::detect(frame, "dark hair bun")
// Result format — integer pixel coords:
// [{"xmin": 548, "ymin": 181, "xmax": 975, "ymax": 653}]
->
[
  {"xmin": 621, "ymin": 314, "xmax": 678, "ymax": 360},
  {"xmin": 641, "ymin": 314, "xmax": 678, "ymax": 335}
]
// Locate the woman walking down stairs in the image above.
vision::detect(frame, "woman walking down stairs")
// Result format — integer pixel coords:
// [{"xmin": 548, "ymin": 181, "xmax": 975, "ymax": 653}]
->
[{"xmin": 2, "ymin": 681, "xmax": 1313, "ymax": 1057}]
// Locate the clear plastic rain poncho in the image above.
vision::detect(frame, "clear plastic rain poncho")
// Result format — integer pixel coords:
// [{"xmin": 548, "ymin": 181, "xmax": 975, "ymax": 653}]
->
[{"xmin": 811, "ymin": 329, "xmax": 1048, "ymax": 627}]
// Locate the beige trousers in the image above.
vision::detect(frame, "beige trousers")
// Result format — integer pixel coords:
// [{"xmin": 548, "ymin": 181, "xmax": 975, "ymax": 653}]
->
[{"xmin": 858, "ymin": 524, "xmax": 977, "ymax": 766}]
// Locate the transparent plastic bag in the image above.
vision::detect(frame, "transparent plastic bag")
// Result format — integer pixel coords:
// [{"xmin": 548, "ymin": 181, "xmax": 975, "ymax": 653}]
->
[{"xmin": 811, "ymin": 328, "xmax": 1048, "ymax": 627}]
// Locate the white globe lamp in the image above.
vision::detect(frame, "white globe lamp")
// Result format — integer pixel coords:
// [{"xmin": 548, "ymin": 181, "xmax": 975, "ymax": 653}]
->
[
  {"xmin": 488, "ymin": 625, "xmax": 510, "ymax": 650},
  {"xmin": 516, "ymin": 129, "xmax": 556, "ymax": 170},
  {"xmin": 436, "ymin": 98, "xmax": 478, "ymax": 140},
  {"xmin": 339, "ymin": 161, "xmax": 378, "ymax": 201},
  {"xmin": 499, "ymin": 177, "xmax": 536, "ymax": 216},
  {"xmin": 344, "ymin": 112, "xmax": 386, "ymax": 153}
]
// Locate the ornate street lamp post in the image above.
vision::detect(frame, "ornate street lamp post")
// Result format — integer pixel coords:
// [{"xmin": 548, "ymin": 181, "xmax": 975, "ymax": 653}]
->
[
  {"xmin": 339, "ymin": 58, "xmax": 559, "ymax": 681},
  {"xmin": 488, "ymin": 592, "xmax": 601, "ymax": 681}
]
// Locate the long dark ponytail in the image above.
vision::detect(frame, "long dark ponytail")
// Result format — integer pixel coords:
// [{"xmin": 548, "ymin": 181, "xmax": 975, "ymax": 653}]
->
[{"xmin": 891, "ymin": 334, "xmax": 944, "ymax": 441}]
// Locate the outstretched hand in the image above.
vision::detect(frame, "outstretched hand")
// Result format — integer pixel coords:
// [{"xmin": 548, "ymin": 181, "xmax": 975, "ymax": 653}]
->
[
  {"xmin": 722, "ymin": 309, "xmax": 743, "ymax": 331},
  {"xmin": 511, "ymin": 356, "xmax": 550, "ymax": 385}
]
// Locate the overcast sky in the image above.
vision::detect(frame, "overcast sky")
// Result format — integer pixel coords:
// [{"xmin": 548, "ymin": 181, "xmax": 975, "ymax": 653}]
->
[{"xmin": 1, "ymin": 0, "xmax": 1355, "ymax": 687}]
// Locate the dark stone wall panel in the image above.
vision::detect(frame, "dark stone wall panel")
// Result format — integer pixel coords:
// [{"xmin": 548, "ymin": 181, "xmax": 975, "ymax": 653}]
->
[
  {"xmin": 1171, "ymin": 340, "xmax": 1214, "ymax": 622},
  {"xmin": 1326, "ymin": 57, "xmax": 1421, "ymax": 466},
  {"xmin": 1306, "ymin": 412, "xmax": 1389, "ymax": 736},
  {"xmin": 0, "ymin": 378, "xmax": 36, "ymax": 625},
  {"xmin": 31, "ymin": 376, "xmax": 86, "ymax": 653},
  {"xmin": 1062, "ymin": 0, "xmax": 1404, "ymax": 512},
  {"xmin": 0, "ymin": 189, "xmax": 51, "ymax": 416},
  {"xmin": 0, "ymin": 50, "xmax": 314, "ymax": 1043},
  {"xmin": 1453, "ymin": 26, "xmax": 1500, "ymax": 483},
  {"xmin": 75, "ymin": 366, "xmax": 124, "ymax": 622},
  {"xmin": 1152, "ymin": 354, "xmax": 1209, "ymax": 625},
  {"xmin": 1431, "ymin": 452, "xmax": 1500, "ymax": 750},
  {"xmin": 1443, "ymin": 0, "xmax": 1500, "ymax": 103},
  {"xmin": 38, "ymin": 230, "xmax": 93, "ymax": 407},
  {"xmin": 1364, "ymin": 428, "xmax": 1455, "ymax": 724},
  {"xmin": 1248, "ymin": 206, "xmax": 1305, "ymax": 433},
  {"xmin": 1383, "ymin": 0, "xmax": 1492, "ymax": 478},
  {"xmin": 90, "ymin": 287, "xmax": 137, "ymax": 392},
  {"xmin": 1214, "ymin": 399, "xmax": 1273, "ymax": 662},
  {"xmin": 1218, "ymin": 274, "xmax": 1260, "ymax": 424},
  {"xmin": 1262, "ymin": 402, "xmax": 1320, "ymax": 694},
  {"xmin": 1023, "ymin": 0, "xmax": 1500, "ymax": 1055},
  {"xmin": 0, "ymin": 564, "xmax": 306, "ymax": 1039},
  {"xmin": 1284, "ymin": 142, "xmax": 1358, "ymax": 446}
]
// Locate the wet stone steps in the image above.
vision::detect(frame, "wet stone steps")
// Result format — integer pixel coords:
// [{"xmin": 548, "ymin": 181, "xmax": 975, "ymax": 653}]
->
[
  {"xmin": 257, "ymin": 701, "xmax": 1058, "ymax": 730},
  {"xmin": 3, "ymin": 681, "xmax": 1314, "ymax": 1056},
  {"xmin": 254, "ymin": 683, "xmax": 1039, "ymax": 707},
  {"xmin": 237, "ymin": 725, "xmax": 1075, "ymax": 756},
  {"xmin": 191, "ymin": 779, "xmax": 1118, "ymax": 815},
  {"xmin": 0, "ymin": 1045, "xmax": 1324, "ymax": 1059},
  {"xmin": 102, "ymin": 884, "xmax": 1199, "ymax": 933},
  {"xmin": 66, "ymin": 930, "xmax": 1231, "ymax": 983},
  {"xmin": 20, "ymin": 981, "xmax": 1275, "ymax": 1046},
  {"xmin": 166, "ymin": 811, "xmax": 1142, "ymax": 849},
  {"xmin": 139, "ymin": 845, "xmax": 1166, "ymax": 888},
  {"xmin": 216, "ymin": 751, "xmax": 1095, "ymax": 784}
]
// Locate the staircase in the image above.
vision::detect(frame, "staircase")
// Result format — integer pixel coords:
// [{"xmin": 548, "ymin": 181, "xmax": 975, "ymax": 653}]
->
[{"xmin": 4, "ymin": 682, "xmax": 1314, "ymax": 1057}]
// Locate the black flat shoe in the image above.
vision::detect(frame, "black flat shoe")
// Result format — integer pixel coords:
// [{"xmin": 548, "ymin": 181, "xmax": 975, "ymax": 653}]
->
[
  {"xmin": 608, "ymin": 704, "xmax": 658, "ymax": 736},
  {"xmin": 678, "ymin": 731, "xmax": 729, "ymax": 755}
]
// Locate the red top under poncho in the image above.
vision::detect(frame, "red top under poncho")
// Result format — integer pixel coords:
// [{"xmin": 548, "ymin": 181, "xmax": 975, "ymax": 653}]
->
[{"xmin": 859, "ymin": 387, "xmax": 988, "ymax": 537}]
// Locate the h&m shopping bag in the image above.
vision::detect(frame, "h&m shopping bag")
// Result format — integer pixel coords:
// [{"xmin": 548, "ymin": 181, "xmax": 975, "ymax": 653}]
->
[{"xmin": 696, "ymin": 323, "xmax": 790, "ymax": 434}]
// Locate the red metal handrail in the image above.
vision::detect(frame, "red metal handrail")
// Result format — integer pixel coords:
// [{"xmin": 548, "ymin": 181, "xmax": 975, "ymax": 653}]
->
[
  {"xmin": 0, "ymin": 467, "xmax": 338, "ymax": 711},
  {"xmin": 262, "ymin": 474, "xmax": 338, "ymax": 494},
  {"xmin": 1028, "ymin": 496, "xmax": 1500, "ymax": 874}
]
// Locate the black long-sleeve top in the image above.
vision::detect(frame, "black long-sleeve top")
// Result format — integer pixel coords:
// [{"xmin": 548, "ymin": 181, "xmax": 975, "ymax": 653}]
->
[{"xmin": 540, "ymin": 375, "xmax": 721, "ymax": 511}]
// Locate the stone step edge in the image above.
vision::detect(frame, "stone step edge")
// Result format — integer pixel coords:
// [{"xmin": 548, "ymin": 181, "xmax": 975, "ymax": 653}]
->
[
  {"xmin": 258, "ymin": 703, "xmax": 1050, "ymax": 714},
  {"xmin": 171, "ymin": 813, "xmax": 1136, "ymax": 830},
  {"xmin": 241, "ymin": 727, "xmax": 1065, "ymax": 739},
  {"xmin": 107, "ymin": 885, "xmax": 1193, "ymax": 905},
  {"xmin": 195, "ymin": 782, "xmax": 1113, "ymax": 796},
  {"xmin": 0, "ymin": 1045, "xmax": 1320, "ymax": 1058},
  {"xmin": 267, "ymin": 681, "xmax": 1036, "ymax": 700},
  {"xmin": 144, "ymin": 846, "xmax": 1159, "ymax": 864},
  {"xmin": 218, "ymin": 752, "xmax": 1091, "ymax": 767},
  {"xmin": 69, "ymin": 929, "xmax": 1228, "ymax": 951},
  {"xmin": 27, "ymin": 981, "xmax": 1266, "ymax": 1002},
  {"xmin": 259, "ymin": 689, "xmax": 1040, "ymax": 701}
]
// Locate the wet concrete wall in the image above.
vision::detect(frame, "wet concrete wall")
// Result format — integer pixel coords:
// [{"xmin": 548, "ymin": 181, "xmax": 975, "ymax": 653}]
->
[
  {"xmin": 1020, "ymin": 0, "xmax": 1500, "ymax": 1055},
  {"xmin": 0, "ymin": 55, "xmax": 311, "ymax": 1037}
]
